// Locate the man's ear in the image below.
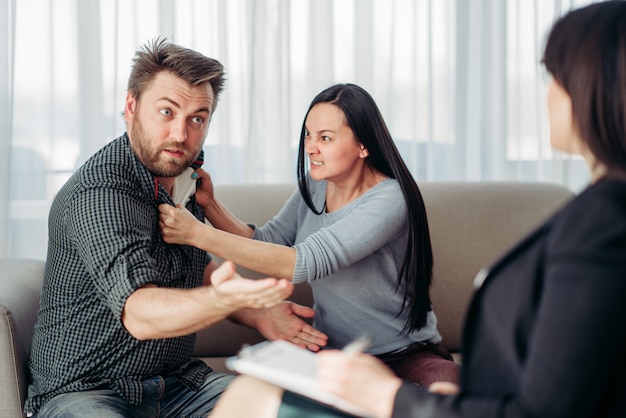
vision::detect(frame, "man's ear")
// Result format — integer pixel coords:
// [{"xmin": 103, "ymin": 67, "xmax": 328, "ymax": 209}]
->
[{"xmin": 124, "ymin": 92, "xmax": 137, "ymax": 123}]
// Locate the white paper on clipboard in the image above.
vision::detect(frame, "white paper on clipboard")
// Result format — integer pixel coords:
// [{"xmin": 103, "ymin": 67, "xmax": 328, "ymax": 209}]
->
[{"xmin": 226, "ymin": 340, "xmax": 375, "ymax": 418}]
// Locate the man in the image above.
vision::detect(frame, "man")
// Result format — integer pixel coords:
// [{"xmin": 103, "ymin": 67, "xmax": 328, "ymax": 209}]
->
[{"xmin": 25, "ymin": 38, "xmax": 325, "ymax": 417}]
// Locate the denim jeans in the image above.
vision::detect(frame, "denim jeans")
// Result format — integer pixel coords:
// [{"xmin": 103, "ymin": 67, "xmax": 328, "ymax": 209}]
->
[{"xmin": 32, "ymin": 372, "xmax": 234, "ymax": 418}]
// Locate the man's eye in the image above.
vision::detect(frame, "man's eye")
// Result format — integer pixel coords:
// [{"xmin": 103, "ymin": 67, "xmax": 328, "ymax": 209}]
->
[
  {"xmin": 191, "ymin": 116, "xmax": 204, "ymax": 125},
  {"xmin": 160, "ymin": 109, "xmax": 172, "ymax": 117},
  {"xmin": 322, "ymin": 136, "xmax": 331, "ymax": 141}
]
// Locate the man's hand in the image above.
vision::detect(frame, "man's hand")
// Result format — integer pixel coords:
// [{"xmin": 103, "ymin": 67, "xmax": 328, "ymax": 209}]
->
[
  {"xmin": 210, "ymin": 261, "xmax": 294, "ymax": 311},
  {"xmin": 122, "ymin": 261, "xmax": 293, "ymax": 340}
]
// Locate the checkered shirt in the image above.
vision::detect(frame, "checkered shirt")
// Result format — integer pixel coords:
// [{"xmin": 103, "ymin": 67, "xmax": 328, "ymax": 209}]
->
[{"xmin": 25, "ymin": 134, "xmax": 212, "ymax": 414}]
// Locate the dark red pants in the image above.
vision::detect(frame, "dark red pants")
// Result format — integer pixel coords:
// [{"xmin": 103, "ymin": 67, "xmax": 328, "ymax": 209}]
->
[{"xmin": 376, "ymin": 342, "xmax": 460, "ymax": 388}]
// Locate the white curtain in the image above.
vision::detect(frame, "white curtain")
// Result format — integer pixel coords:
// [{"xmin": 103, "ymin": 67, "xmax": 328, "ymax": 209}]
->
[{"xmin": 1, "ymin": 0, "xmax": 598, "ymax": 260}]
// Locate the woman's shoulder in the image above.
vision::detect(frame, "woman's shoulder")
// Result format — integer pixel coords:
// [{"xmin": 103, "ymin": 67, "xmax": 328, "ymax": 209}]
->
[
  {"xmin": 367, "ymin": 177, "xmax": 401, "ymax": 196},
  {"xmin": 564, "ymin": 177, "xmax": 626, "ymax": 218},
  {"xmin": 364, "ymin": 178, "xmax": 403, "ymax": 204},
  {"xmin": 355, "ymin": 178, "xmax": 405, "ymax": 215},
  {"xmin": 550, "ymin": 177, "xmax": 626, "ymax": 251}
]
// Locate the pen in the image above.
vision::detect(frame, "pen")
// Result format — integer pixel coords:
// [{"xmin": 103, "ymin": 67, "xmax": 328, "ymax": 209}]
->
[{"xmin": 342, "ymin": 335, "xmax": 371, "ymax": 354}]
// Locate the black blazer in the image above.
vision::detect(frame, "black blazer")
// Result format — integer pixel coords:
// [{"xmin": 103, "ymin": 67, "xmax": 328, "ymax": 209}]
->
[{"xmin": 393, "ymin": 177, "xmax": 626, "ymax": 418}]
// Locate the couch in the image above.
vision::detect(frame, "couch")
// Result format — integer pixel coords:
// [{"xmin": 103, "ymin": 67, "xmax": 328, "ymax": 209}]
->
[{"xmin": 0, "ymin": 181, "xmax": 574, "ymax": 417}]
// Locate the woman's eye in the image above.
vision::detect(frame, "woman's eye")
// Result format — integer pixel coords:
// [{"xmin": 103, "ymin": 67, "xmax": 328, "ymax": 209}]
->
[
  {"xmin": 160, "ymin": 108, "xmax": 172, "ymax": 117},
  {"xmin": 322, "ymin": 136, "xmax": 331, "ymax": 141}
]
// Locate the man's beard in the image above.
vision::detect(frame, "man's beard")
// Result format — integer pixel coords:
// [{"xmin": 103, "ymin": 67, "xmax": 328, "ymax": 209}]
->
[{"xmin": 130, "ymin": 117, "xmax": 198, "ymax": 178}]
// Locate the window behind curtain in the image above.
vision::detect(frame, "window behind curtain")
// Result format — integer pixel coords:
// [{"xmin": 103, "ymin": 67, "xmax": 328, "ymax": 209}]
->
[{"xmin": 5, "ymin": 0, "xmax": 596, "ymax": 259}]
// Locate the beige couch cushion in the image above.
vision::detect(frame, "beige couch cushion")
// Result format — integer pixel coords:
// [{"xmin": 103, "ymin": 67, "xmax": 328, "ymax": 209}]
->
[{"xmin": 421, "ymin": 182, "xmax": 574, "ymax": 351}]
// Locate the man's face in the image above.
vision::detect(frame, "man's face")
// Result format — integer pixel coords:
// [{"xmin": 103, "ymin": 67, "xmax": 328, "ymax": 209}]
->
[{"xmin": 124, "ymin": 71, "xmax": 214, "ymax": 178}]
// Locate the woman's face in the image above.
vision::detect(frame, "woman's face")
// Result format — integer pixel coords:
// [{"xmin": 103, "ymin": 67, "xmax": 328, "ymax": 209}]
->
[
  {"xmin": 303, "ymin": 103, "xmax": 368, "ymax": 184},
  {"xmin": 547, "ymin": 79, "xmax": 583, "ymax": 155}
]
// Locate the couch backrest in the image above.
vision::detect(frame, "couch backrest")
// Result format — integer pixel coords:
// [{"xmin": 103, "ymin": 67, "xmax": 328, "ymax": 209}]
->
[
  {"xmin": 196, "ymin": 182, "xmax": 574, "ymax": 357},
  {"xmin": 193, "ymin": 184, "xmax": 301, "ymax": 360},
  {"xmin": 419, "ymin": 182, "xmax": 574, "ymax": 351}
]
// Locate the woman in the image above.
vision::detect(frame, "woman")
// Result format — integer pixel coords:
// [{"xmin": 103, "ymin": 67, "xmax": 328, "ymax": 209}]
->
[
  {"xmin": 159, "ymin": 83, "xmax": 460, "ymax": 386},
  {"xmin": 209, "ymin": 2, "xmax": 626, "ymax": 417}
]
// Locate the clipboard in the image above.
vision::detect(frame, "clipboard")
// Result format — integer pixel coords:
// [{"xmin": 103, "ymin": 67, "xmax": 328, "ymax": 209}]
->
[{"xmin": 226, "ymin": 340, "xmax": 375, "ymax": 417}]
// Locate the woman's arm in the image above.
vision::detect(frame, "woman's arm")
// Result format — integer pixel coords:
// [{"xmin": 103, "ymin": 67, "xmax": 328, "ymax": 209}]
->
[
  {"xmin": 159, "ymin": 205, "xmax": 297, "ymax": 279},
  {"xmin": 159, "ymin": 179, "xmax": 408, "ymax": 282},
  {"xmin": 193, "ymin": 168, "xmax": 255, "ymax": 237}
]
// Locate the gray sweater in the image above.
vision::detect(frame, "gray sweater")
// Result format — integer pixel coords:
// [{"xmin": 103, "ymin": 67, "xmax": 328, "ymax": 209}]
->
[{"xmin": 253, "ymin": 178, "xmax": 441, "ymax": 354}]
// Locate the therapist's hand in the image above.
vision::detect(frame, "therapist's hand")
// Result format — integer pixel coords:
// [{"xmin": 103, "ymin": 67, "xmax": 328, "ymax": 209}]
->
[
  {"xmin": 316, "ymin": 350, "xmax": 402, "ymax": 418},
  {"xmin": 428, "ymin": 381, "xmax": 460, "ymax": 395}
]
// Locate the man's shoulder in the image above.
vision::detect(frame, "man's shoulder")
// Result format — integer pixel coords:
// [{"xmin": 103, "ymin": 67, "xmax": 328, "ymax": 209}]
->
[
  {"xmin": 77, "ymin": 135, "xmax": 144, "ymax": 183},
  {"xmin": 82, "ymin": 135, "xmax": 133, "ymax": 170},
  {"xmin": 55, "ymin": 135, "xmax": 147, "ymax": 202}
]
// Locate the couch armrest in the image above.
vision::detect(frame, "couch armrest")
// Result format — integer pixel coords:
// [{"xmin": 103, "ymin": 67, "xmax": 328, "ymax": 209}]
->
[{"xmin": 0, "ymin": 259, "xmax": 45, "ymax": 418}]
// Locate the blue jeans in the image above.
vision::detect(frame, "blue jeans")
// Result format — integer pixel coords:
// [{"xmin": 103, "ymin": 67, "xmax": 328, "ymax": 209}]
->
[{"xmin": 32, "ymin": 372, "xmax": 234, "ymax": 418}]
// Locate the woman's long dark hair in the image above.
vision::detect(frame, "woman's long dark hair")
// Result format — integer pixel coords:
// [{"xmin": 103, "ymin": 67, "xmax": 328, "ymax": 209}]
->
[{"xmin": 296, "ymin": 83, "xmax": 433, "ymax": 333}]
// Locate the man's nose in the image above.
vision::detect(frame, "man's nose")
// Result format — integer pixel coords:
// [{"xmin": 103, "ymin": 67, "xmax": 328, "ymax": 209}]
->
[{"xmin": 171, "ymin": 118, "xmax": 188, "ymax": 142}]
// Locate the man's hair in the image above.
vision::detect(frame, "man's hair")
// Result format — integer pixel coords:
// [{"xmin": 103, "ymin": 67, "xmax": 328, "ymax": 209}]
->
[
  {"xmin": 543, "ymin": 1, "xmax": 626, "ymax": 172},
  {"xmin": 127, "ymin": 37, "xmax": 226, "ymax": 112}
]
